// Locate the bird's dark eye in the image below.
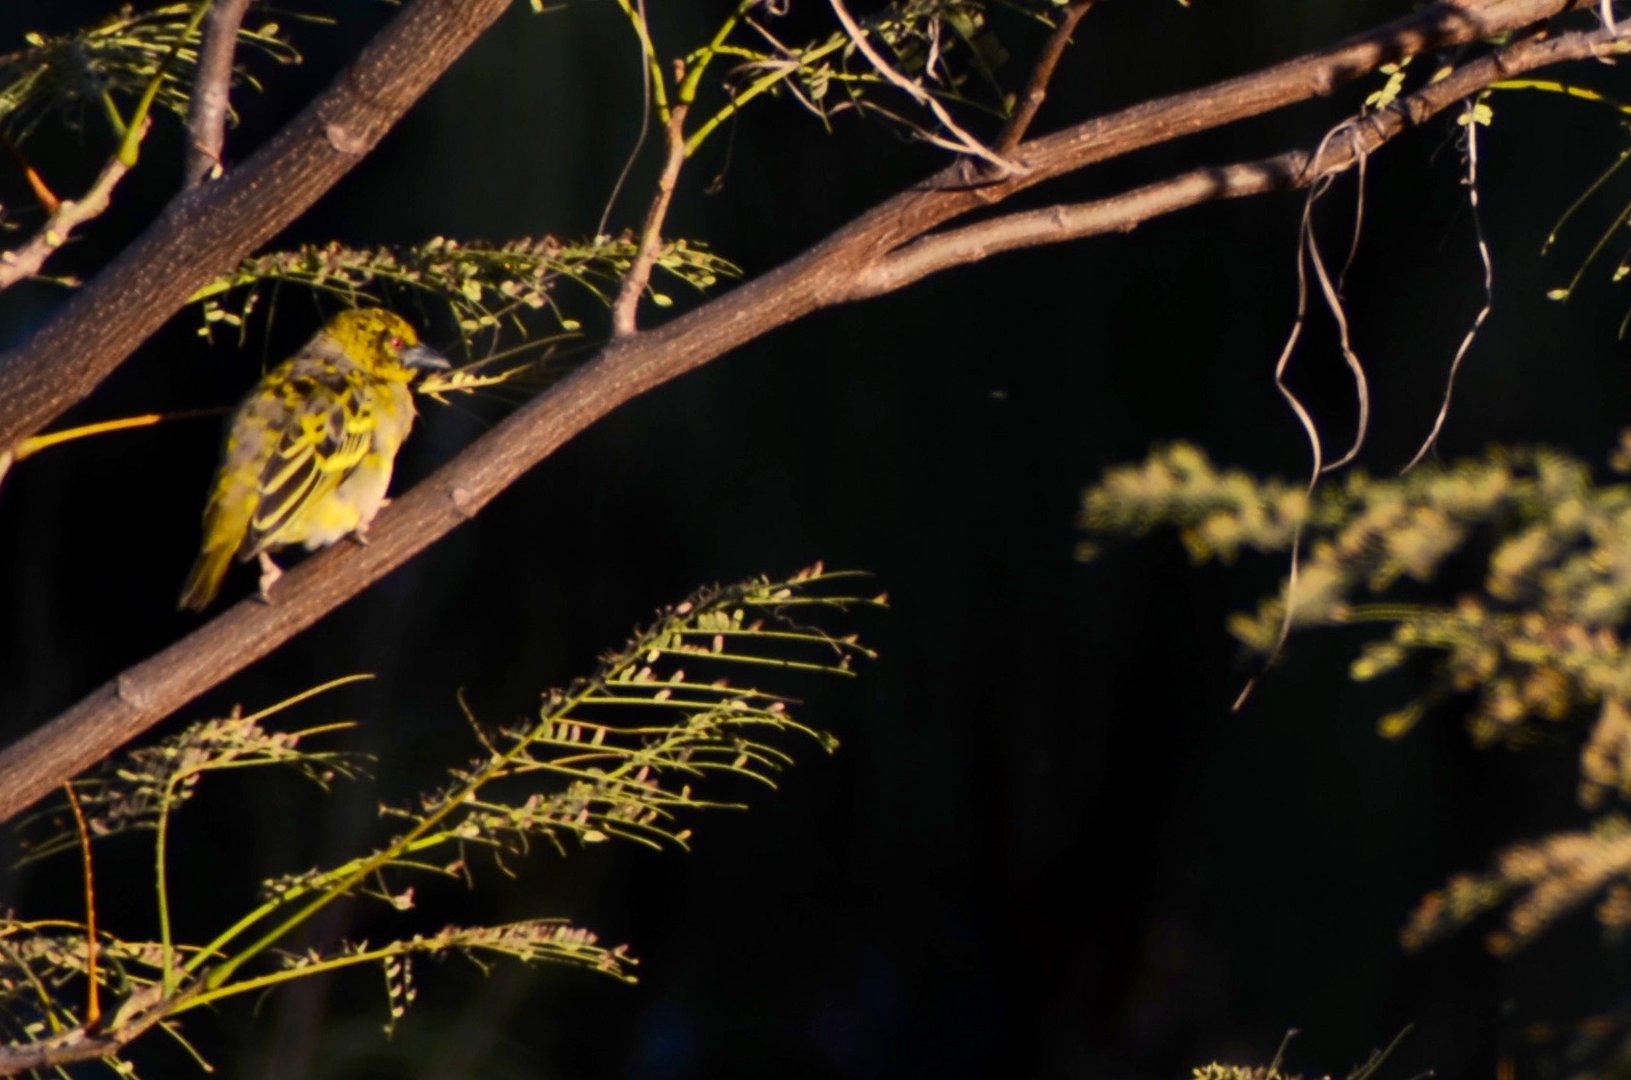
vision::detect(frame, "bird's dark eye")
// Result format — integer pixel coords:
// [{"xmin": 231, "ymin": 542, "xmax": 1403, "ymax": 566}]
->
[{"xmin": 389, "ymin": 335, "xmax": 404, "ymax": 350}]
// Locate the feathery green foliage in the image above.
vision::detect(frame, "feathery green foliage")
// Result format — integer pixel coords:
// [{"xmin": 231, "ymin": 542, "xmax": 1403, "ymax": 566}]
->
[
  {"xmin": 0, "ymin": 4, "xmax": 298, "ymax": 143},
  {"xmin": 0, "ymin": 567, "xmax": 880, "ymax": 1077},
  {"xmin": 1080, "ymin": 439, "xmax": 1631, "ymax": 957},
  {"xmin": 1403, "ymin": 813, "xmax": 1631, "ymax": 955},
  {"xmin": 1081, "ymin": 440, "xmax": 1631, "ymax": 802},
  {"xmin": 189, "ymin": 234, "xmax": 739, "ymax": 348},
  {"xmin": 15, "ymin": 694, "xmax": 364, "ymax": 865}
]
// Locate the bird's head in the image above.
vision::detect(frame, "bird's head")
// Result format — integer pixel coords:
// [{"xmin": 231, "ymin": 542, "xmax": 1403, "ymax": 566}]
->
[{"xmin": 326, "ymin": 308, "xmax": 451, "ymax": 379}]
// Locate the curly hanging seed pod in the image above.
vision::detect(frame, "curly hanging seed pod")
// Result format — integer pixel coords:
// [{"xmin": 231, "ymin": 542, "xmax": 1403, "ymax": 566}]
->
[{"xmin": 179, "ymin": 308, "xmax": 450, "ymax": 612}]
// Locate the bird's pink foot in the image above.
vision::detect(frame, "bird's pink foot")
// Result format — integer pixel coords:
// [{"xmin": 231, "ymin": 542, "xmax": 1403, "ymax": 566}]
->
[{"xmin": 256, "ymin": 552, "xmax": 283, "ymax": 603}]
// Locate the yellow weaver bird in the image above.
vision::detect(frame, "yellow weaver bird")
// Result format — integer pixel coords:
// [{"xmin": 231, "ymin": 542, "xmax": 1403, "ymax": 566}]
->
[{"xmin": 179, "ymin": 308, "xmax": 449, "ymax": 611}]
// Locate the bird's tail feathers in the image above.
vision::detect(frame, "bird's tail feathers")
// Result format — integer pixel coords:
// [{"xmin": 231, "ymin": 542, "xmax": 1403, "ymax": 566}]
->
[{"xmin": 178, "ymin": 539, "xmax": 236, "ymax": 612}]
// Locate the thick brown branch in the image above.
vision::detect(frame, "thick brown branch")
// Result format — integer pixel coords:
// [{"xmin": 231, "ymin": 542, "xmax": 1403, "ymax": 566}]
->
[
  {"xmin": 183, "ymin": 0, "xmax": 255, "ymax": 187},
  {"xmin": 0, "ymin": 0, "xmax": 1599, "ymax": 825},
  {"xmin": 860, "ymin": 157, "xmax": 1306, "ymax": 296},
  {"xmin": 0, "ymin": 0, "xmax": 513, "ymax": 453},
  {"xmin": 861, "ymin": 28, "xmax": 1624, "ymax": 296}
]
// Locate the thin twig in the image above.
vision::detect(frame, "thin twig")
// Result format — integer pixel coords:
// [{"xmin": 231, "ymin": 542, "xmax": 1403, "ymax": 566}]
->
[
  {"xmin": 1303, "ymin": 136, "xmax": 1370, "ymax": 474},
  {"xmin": 62, "ymin": 783, "xmax": 101, "ymax": 1030},
  {"xmin": 1, "ymin": 132, "xmax": 61, "ymax": 211},
  {"xmin": 996, "ymin": 0, "xmax": 1094, "ymax": 153},
  {"xmin": 1338, "ymin": 141, "xmax": 1369, "ymax": 290},
  {"xmin": 0, "ymin": 130, "xmax": 146, "ymax": 292},
  {"xmin": 1231, "ymin": 124, "xmax": 1373, "ymax": 710},
  {"xmin": 612, "ymin": 105, "xmax": 690, "ymax": 337},
  {"xmin": 600, "ymin": 0, "xmax": 662, "ymax": 237},
  {"xmin": 1275, "ymin": 190, "xmax": 1325, "ymax": 483},
  {"xmin": 613, "ymin": 0, "xmax": 670, "ymax": 119},
  {"xmin": 826, "ymin": 0, "xmax": 1016, "ymax": 173},
  {"xmin": 184, "ymin": 0, "xmax": 255, "ymax": 187},
  {"xmin": 1403, "ymin": 98, "xmax": 1495, "ymax": 471},
  {"xmin": 1236, "ymin": 175, "xmax": 1328, "ymax": 712}
]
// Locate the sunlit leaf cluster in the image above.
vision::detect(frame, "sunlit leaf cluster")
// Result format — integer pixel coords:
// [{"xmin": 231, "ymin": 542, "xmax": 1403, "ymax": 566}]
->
[
  {"xmin": 1192, "ymin": 1065, "xmax": 1299, "ymax": 1080},
  {"xmin": 1081, "ymin": 439, "xmax": 1631, "ymax": 956},
  {"xmin": 381, "ymin": 564, "xmax": 877, "ymax": 865},
  {"xmin": 1081, "ymin": 442, "xmax": 1631, "ymax": 796},
  {"xmin": 0, "ymin": 568, "xmax": 877, "ymax": 1076},
  {"xmin": 1077, "ymin": 441, "xmax": 1310, "ymax": 564},
  {"xmin": 1403, "ymin": 814, "xmax": 1631, "ymax": 956},
  {"xmin": 1190, "ymin": 1028, "xmax": 1405, "ymax": 1080},
  {"xmin": 0, "ymin": 4, "xmax": 299, "ymax": 143},
  {"xmin": 190, "ymin": 234, "xmax": 739, "ymax": 349}
]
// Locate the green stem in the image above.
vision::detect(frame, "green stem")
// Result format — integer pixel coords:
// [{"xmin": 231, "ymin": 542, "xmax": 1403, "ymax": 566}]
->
[
  {"xmin": 678, "ymin": 0, "xmax": 759, "ymax": 105},
  {"xmin": 156, "ymin": 775, "xmax": 179, "ymax": 996},
  {"xmin": 196, "ymin": 676, "xmax": 607, "ymax": 991},
  {"xmin": 118, "ymin": 0, "xmax": 213, "ymax": 166},
  {"xmin": 613, "ymin": 0, "xmax": 671, "ymax": 120},
  {"xmin": 646, "ymin": 645, "xmax": 860, "ymax": 674},
  {"xmin": 672, "ymin": 625, "xmax": 867, "ymax": 645},
  {"xmin": 190, "ymin": 586, "xmax": 849, "ymax": 991},
  {"xmin": 180, "ymin": 943, "xmax": 400, "ymax": 1012},
  {"xmin": 99, "ymin": 91, "xmax": 129, "ymax": 140},
  {"xmin": 685, "ymin": 37, "xmax": 847, "ymax": 155},
  {"xmin": 1338, "ymin": 603, "xmax": 1447, "ymax": 624}
]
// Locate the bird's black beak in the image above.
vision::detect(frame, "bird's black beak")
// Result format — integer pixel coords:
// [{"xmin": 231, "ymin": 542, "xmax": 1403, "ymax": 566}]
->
[{"xmin": 401, "ymin": 343, "xmax": 451, "ymax": 371}]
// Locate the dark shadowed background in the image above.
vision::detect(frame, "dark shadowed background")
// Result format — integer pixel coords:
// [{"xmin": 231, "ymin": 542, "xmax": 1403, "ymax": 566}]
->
[{"xmin": 3, "ymin": 2, "xmax": 1631, "ymax": 1077}]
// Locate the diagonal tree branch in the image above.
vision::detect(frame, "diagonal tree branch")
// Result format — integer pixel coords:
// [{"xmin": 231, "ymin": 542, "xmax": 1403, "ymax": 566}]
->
[
  {"xmin": 0, "ymin": 1, "xmax": 1608, "ymax": 825},
  {"xmin": 183, "ymin": 0, "xmax": 255, "ymax": 188},
  {"xmin": 0, "ymin": 0, "xmax": 514, "ymax": 454},
  {"xmin": 859, "ymin": 27, "xmax": 1621, "ymax": 297}
]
